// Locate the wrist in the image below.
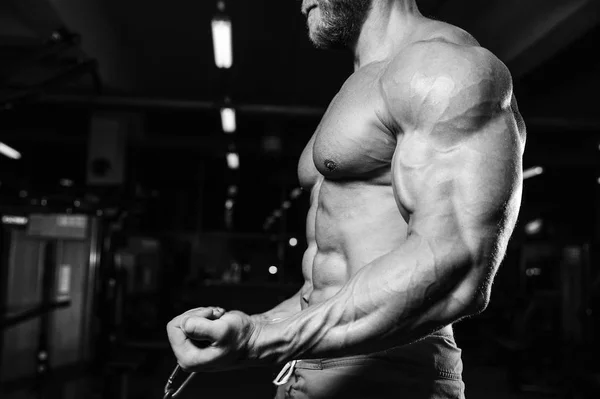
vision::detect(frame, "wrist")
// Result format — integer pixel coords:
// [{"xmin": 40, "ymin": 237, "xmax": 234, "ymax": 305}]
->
[
  {"xmin": 246, "ymin": 315, "xmax": 266, "ymax": 365},
  {"xmin": 247, "ymin": 317, "xmax": 300, "ymax": 366}
]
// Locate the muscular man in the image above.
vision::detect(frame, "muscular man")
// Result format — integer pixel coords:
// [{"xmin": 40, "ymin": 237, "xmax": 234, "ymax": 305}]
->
[{"xmin": 167, "ymin": 0, "xmax": 526, "ymax": 397}]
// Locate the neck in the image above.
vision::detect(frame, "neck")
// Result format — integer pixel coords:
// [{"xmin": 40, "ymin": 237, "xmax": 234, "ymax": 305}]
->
[{"xmin": 352, "ymin": 0, "xmax": 424, "ymax": 70}]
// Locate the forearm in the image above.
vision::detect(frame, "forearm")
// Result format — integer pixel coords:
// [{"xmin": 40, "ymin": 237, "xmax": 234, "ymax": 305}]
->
[
  {"xmin": 250, "ymin": 234, "xmax": 489, "ymax": 364},
  {"xmin": 251, "ymin": 288, "xmax": 302, "ymax": 323}
]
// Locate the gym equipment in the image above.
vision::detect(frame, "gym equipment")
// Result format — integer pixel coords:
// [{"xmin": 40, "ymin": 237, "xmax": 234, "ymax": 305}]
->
[
  {"xmin": 163, "ymin": 365, "xmax": 196, "ymax": 399},
  {"xmin": 0, "ymin": 212, "xmax": 103, "ymax": 399},
  {"xmin": 488, "ymin": 241, "xmax": 596, "ymax": 396}
]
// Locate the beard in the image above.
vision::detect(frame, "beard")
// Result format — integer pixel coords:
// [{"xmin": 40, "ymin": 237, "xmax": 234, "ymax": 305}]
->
[{"xmin": 307, "ymin": 0, "xmax": 373, "ymax": 49}]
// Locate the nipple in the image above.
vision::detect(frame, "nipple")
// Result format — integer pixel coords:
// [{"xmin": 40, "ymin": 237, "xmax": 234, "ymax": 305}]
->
[{"xmin": 324, "ymin": 160, "xmax": 338, "ymax": 172}]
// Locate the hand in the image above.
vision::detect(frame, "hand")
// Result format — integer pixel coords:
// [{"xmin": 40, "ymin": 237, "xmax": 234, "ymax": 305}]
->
[{"xmin": 166, "ymin": 307, "xmax": 258, "ymax": 372}]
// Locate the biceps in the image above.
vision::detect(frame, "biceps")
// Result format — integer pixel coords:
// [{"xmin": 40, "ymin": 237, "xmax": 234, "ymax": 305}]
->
[{"xmin": 395, "ymin": 114, "xmax": 523, "ymax": 263}]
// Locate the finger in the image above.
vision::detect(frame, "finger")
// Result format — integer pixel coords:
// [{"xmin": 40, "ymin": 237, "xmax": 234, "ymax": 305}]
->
[
  {"xmin": 183, "ymin": 307, "xmax": 226, "ymax": 320},
  {"xmin": 179, "ymin": 308, "xmax": 227, "ymax": 334},
  {"xmin": 169, "ymin": 307, "xmax": 224, "ymax": 334},
  {"xmin": 167, "ymin": 308, "xmax": 212, "ymax": 344},
  {"xmin": 170, "ymin": 308, "xmax": 214, "ymax": 330},
  {"xmin": 177, "ymin": 343, "xmax": 223, "ymax": 372},
  {"xmin": 181, "ymin": 317, "xmax": 228, "ymax": 343}
]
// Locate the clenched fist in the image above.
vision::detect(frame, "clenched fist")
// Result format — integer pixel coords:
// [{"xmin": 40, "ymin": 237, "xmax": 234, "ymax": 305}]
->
[{"xmin": 166, "ymin": 307, "xmax": 259, "ymax": 372}]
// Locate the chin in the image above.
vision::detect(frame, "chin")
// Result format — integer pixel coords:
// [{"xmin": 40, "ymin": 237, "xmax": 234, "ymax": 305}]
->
[
  {"xmin": 308, "ymin": 29, "xmax": 347, "ymax": 50},
  {"xmin": 308, "ymin": 32, "xmax": 327, "ymax": 49},
  {"xmin": 305, "ymin": 10, "xmax": 327, "ymax": 49},
  {"xmin": 305, "ymin": 11, "xmax": 355, "ymax": 50},
  {"xmin": 308, "ymin": 29, "xmax": 323, "ymax": 47},
  {"xmin": 307, "ymin": 22, "xmax": 333, "ymax": 49}
]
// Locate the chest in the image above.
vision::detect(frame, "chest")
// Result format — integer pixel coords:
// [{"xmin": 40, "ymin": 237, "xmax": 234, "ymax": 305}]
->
[{"xmin": 298, "ymin": 66, "xmax": 397, "ymax": 188}]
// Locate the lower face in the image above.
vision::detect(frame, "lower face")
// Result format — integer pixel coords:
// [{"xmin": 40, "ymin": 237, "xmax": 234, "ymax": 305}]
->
[
  {"xmin": 304, "ymin": 0, "xmax": 373, "ymax": 49},
  {"xmin": 306, "ymin": 5, "xmax": 322, "ymax": 39}
]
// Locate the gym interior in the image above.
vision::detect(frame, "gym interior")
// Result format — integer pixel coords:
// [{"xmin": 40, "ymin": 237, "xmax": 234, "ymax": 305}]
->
[{"xmin": 1, "ymin": 0, "xmax": 599, "ymax": 398}]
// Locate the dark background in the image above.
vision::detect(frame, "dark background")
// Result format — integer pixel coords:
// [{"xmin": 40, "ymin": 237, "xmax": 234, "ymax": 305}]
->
[{"xmin": 0, "ymin": 0, "xmax": 599, "ymax": 398}]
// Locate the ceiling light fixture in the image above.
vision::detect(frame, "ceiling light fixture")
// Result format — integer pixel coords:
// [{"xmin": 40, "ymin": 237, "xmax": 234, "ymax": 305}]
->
[
  {"xmin": 221, "ymin": 107, "xmax": 236, "ymax": 133},
  {"xmin": 523, "ymin": 166, "xmax": 544, "ymax": 180},
  {"xmin": 0, "ymin": 142, "xmax": 21, "ymax": 160},
  {"xmin": 211, "ymin": 1, "xmax": 233, "ymax": 69},
  {"xmin": 227, "ymin": 152, "xmax": 239, "ymax": 169}
]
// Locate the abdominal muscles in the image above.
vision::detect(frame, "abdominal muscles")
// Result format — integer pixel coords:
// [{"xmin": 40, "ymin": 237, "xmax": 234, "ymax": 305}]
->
[{"xmin": 301, "ymin": 178, "xmax": 408, "ymax": 309}]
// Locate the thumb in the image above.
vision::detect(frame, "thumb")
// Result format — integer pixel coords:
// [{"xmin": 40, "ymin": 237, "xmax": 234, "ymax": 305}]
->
[{"xmin": 181, "ymin": 316, "xmax": 226, "ymax": 343}]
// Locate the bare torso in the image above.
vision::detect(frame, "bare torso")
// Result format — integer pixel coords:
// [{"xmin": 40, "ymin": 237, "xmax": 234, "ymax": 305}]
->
[
  {"xmin": 167, "ymin": 11, "xmax": 526, "ymax": 384},
  {"xmin": 298, "ymin": 60, "xmax": 405, "ymax": 309},
  {"xmin": 296, "ymin": 23, "xmax": 522, "ymax": 339}
]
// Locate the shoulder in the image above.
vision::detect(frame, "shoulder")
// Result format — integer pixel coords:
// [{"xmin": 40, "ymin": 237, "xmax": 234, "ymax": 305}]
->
[{"xmin": 380, "ymin": 39, "xmax": 513, "ymax": 129}]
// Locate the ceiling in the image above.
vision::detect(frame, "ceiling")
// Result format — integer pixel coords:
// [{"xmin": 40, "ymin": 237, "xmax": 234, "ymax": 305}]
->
[{"xmin": 0, "ymin": 0, "xmax": 599, "ymax": 237}]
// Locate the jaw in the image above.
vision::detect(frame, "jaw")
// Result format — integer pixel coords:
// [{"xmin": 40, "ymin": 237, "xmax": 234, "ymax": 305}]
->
[
  {"xmin": 306, "ymin": 7, "xmax": 322, "ymax": 41},
  {"xmin": 305, "ymin": 0, "xmax": 373, "ymax": 50},
  {"xmin": 306, "ymin": 7, "xmax": 343, "ymax": 50}
]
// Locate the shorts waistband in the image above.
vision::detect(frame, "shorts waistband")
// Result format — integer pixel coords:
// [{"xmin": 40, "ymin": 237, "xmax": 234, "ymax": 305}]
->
[{"xmin": 283, "ymin": 331, "xmax": 463, "ymax": 381}]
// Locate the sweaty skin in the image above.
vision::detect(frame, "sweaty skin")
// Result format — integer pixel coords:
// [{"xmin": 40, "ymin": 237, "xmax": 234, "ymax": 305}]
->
[
  {"xmin": 248, "ymin": 29, "xmax": 526, "ymax": 363},
  {"xmin": 167, "ymin": 6, "xmax": 526, "ymax": 374}
]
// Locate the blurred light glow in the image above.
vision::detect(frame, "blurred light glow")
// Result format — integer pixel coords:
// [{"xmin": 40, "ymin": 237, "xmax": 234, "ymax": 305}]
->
[
  {"xmin": 2, "ymin": 215, "xmax": 28, "ymax": 225},
  {"xmin": 289, "ymin": 238, "xmax": 298, "ymax": 247},
  {"xmin": 228, "ymin": 185, "xmax": 238, "ymax": 196},
  {"xmin": 273, "ymin": 209, "xmax": 282, "ymax": 218},
  {"xmin": 282, "ymin": 201, "xmax": 291, "ymax": 209},
  {"xmin": 60, "ymin": 178, "xmax": 74, "ymax": 187},
  {"xmin": 211, "ymin": 18, "xmax": 232, "ymax": 68},
  {"xmin": 0, "ymin": 142, "xmax": 21, "ymax": 160},
  {"xmin": 221, "ymin": 108, "xmax": 236, "ymax": 133},
  {"xmin": 526, "ymin": 268, "xmax": 542, "ymax": 277},
  {"xmin": 227, "ymin": 152, "xmax": 239, "ymax": 169},
  {"xmin": 269, "ymin": 266, "xmax": 278, "ymax": 275},
  {"xmin": 525, "ymin": 219, "xmax": 543, "ymax": 235},
  {"xmin": 290, "ymin": 187, "xmax": 303, "ymax": 199},
  {"xmin": 523, "ymin": 166, "xmax": 544, "ymax": 180},
  {"xmin": 225, "ymin": 199, "xmax": 234, "ymax": 210},
  {"xmin": 19, "ymin": 190, "xmax": 28, "ymax": 198}
]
